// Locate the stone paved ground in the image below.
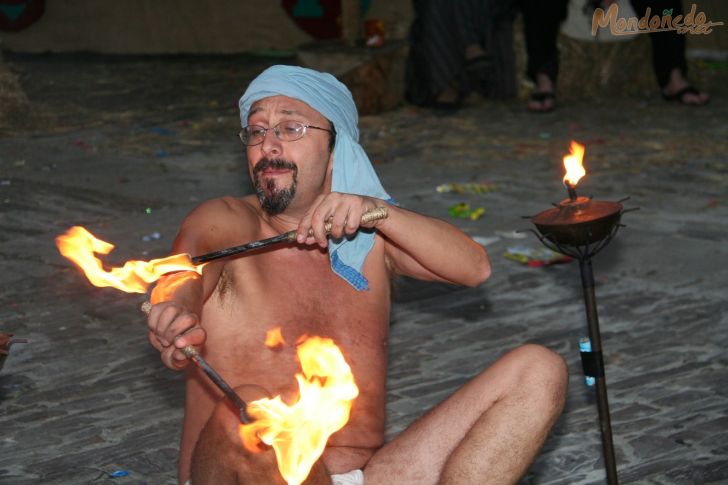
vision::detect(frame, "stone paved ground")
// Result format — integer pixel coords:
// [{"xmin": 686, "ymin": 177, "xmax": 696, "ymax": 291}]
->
[{"xmin": 0, "ymin": 54, "xmax": 727, "ymax": 484}]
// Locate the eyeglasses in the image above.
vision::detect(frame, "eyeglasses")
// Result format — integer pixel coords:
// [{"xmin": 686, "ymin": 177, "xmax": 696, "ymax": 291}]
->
[{"xmin": 239, "ymin": 121, "xmax": 333, "ymax": 146}]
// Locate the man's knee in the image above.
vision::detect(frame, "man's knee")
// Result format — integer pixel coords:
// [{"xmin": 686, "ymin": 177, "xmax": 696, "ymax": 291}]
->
[{"xmin": 507, "ymin": 344, "xmax": 568, "ymax": 409}]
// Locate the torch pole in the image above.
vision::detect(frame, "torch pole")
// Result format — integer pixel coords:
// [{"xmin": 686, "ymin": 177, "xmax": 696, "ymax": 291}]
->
[{"xmin": 579, "ymin": 259, "xmax": 619, "ymax": 485}]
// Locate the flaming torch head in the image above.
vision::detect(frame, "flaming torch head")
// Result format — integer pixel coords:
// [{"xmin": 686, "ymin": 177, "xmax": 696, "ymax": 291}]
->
[
  {"xmin": 240, "ymin": 335, "xmax": 359, "ymax": 485},
  {"xmin": 531, "ymin": 140, "xmax": 624, "ymax": 247},
  {"xmin": 55, "ymin": 226, "xmax": 201, "ymax": 293},
  {"xmin": 563, "ymin": 140, "xmax": 586, "ymax": 192}
]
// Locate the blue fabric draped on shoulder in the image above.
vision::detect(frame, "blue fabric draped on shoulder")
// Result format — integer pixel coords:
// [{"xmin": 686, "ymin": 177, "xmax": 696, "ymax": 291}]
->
[{"xmin": 239, "ymin": 65, "xmax": 392, "ymax": 291}]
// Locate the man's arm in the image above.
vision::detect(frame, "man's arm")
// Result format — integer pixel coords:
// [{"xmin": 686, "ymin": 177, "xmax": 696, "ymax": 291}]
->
[
  {"xmin": 378, "ymin": 204, "xmax": 491, "ymax": 287},
  {"xmin": 147, "ymin": 197, "xmax": 256, "ymax": 370},
  {"xmin": 296, "ymin": 193, "xmax": 491, "ymax": 287}
]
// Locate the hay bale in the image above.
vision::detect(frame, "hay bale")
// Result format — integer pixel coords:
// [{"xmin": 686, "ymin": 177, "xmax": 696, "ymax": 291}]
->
[
  {"xmin": 511, "ymin": 16, "xmax": 655, "ymax": 101},
  {"xmin": 0, "ymin": 53, "xmax": 34, "ymax": 134},
  {"xmin": 297, "ymin": 39, "xmax": 408, "ymax": 115},
  {"xmin": 556, "ymin": 33, "xmax": 655, "ymax": 100}
]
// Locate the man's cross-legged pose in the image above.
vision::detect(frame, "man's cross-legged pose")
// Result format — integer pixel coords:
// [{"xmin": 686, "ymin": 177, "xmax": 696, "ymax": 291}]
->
[{"xmin": 146, "ymin": 65, "xmax": 568, "ymax": 485}]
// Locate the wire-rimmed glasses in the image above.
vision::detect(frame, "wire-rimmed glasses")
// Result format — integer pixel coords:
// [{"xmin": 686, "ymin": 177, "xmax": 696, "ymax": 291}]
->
[{"xmin": 239, "ymin": 121, "xmax": 333, "ymax": 146}]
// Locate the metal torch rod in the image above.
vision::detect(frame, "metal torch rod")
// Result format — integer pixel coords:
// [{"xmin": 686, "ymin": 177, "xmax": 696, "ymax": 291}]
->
[
  {"xmin": 141, "ymin": 302, "xmax": 251, "ymax": 424},
  {"xmin": 579, "ymin": 259, "xmax": 619, "ymax": 485},
  {"xmin": 192, "ymin": 206, "xmax": 389, "ymax": 264},
  {"xmin": 566, "ymin": 182, "xmax": 578, "ymax": 202}
]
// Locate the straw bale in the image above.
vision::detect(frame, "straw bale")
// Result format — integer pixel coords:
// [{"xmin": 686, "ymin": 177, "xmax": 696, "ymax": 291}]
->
[
  {"xmin": 297, "ymin": 40, "xmax": 408, "ymax": 116},
  {"xmin": 0, "ymin": 53, "xmax": 34, "ymax": 134},
  {"xmin": 556, "ymin": 34, "xmax": 655, "ymax": 100},
  {"xmin": 512, "ymin": 17, "xmax": 655, "ymax": 101}
]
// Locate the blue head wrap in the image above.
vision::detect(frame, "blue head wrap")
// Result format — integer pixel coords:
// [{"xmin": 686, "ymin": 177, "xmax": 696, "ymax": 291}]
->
[{"xmin": 239, "ymin": 65, "xmax": 391, "ymax": 291}]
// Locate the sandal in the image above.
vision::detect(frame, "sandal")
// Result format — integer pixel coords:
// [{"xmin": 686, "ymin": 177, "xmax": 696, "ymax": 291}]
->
[
  {"xmin": 662, "ymin": 85, "xmax": 709, "ymax": 106},
  {"xmin": 527, "ymin": 91, "xmax": 555, "ymax": 113}
]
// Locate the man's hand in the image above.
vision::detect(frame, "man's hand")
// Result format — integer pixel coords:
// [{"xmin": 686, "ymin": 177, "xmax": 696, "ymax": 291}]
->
[
  {"xmin": 296, "ymin": 193, "xmax": 386, "ymax": 247},
  {"xmin": 147, "ymin": 300, "xmax": 206, "ymax": 370}
]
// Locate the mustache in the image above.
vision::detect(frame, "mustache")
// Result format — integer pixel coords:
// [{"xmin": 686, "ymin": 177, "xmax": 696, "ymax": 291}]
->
[{"xmin": 254, "ymin": 158, "xmax": 298, "ymax": 174}]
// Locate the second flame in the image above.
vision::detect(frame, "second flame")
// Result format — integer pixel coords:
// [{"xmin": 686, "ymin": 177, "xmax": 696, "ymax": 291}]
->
[
  {"xmin": 563, "ymin": 140, "xmax": 586, "ymax": 187},
  {"xmin": 240, "ymin": 335, "xmax": 359, "ymax": 485}
]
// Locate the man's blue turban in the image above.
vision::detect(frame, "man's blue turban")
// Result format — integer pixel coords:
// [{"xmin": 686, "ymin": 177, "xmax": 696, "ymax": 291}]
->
[{"xmin": 239, "ymin": 65, "xmax": 391, "ymax": 291}]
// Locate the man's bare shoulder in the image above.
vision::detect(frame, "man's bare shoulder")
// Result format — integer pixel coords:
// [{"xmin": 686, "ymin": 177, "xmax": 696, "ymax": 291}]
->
[
  {"xmin": 182, "ymin": 195, "xmax": 259, "ymax": 227},
  {"xmin": 174, "ymin": 195, "xmax": 262, "ymax": 254}
]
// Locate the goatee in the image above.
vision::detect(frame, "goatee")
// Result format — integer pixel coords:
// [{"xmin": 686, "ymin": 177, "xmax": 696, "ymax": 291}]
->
[{"xmin": 253, "ymin": 158, "xmax": 298, "ymax": 215}]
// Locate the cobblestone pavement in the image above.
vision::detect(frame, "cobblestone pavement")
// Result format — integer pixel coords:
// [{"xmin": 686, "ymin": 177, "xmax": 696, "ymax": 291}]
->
[{"xmin": 1, "ymin": 54, "xmax": 727, "ymax": 484}]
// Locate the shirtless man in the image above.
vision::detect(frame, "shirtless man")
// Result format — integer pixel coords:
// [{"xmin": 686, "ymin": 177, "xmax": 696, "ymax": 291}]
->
[{"xmin": 147, "ymin": 65, "xmax": 568, "ymax": 485}]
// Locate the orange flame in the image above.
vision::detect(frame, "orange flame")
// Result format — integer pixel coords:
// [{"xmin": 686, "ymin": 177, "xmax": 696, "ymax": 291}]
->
[
  {"xmin": 150, "ymin": 271, "xmax": 202, "ymax": 304},
  {"xmin": 265, "ymin": 327, "xmax": 286, "ymax": 348},
  {"xmin": 55, "ymin": 226, "xmax": 201, "ymax": 293},
  {"xmin": 240, "ymin": 336, "xmax": 359, "ymax": 485},
  {"xmin": 562, "ymin": 140, "xmax": 586, "ymax": 187}
]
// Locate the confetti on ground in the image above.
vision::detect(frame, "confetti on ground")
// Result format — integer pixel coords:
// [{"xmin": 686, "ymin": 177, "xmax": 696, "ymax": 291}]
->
[
  {"xmin": 436, "ymin": 182, "xmax": 499, "ymax": 195},
  {"xmin": 495, "ymin": 230, "xmax": 528, "ymax": 239},
  {"xmin": 472, "ymin": 235, "xmax": 500, "ymax": 246},
  {"xmin": 73, "ymin": 139, "xmax": 94, "ymax": 151},
  {"xmin": 706, "ymin": 198, "xmax": 728, "ymax": 209},
  {"xmin": 448, "ymin": 203, "xmax": 486, "ymax": 220},
  {"xmin": 90, "ymin": 468, "xmax": 131, "ymax": 480},
  {"xmin": 150, "ymin": 127, "xmax": 175, "ymax": 136},
  {"xmin": 503, "ymin": 246, "xmax": 572, "ymax": 267}
]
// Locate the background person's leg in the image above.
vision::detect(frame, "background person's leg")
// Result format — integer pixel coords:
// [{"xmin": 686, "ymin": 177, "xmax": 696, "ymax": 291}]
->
[
  {"xmin": 519, "ymin": 0, "xmax": 568, "ymax": 111},
  {"xmin": 629, "ymin": 0, "xmax": 709, "ymax": 104},
  {"xmin": 405, "ymin": 0, "xmax": 495, "ymax": 108}
]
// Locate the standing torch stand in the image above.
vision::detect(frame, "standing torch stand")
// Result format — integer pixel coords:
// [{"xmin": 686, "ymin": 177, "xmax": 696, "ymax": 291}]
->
[
  {"xmin": 529, "ymin": 191, "xmax": 635, "ymax": 485},
  {"xmin": 577, "ymin": 255, "xmax": 617, "ymax": 485}
]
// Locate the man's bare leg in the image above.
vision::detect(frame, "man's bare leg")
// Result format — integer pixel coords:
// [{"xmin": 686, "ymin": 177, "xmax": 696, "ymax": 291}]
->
[
  {"xmin": 364, "ymin": 344, "xmax": 568, "ymax": 485},
  {"xmin": 189, "ymin": 385, "xmax": 331, "ymax": 485}
]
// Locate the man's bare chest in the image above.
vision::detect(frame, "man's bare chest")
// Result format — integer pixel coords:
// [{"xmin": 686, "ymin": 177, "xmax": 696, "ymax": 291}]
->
[{"xmin": 204, "ymin": 248, "xmax": 388, "ymax": 347}]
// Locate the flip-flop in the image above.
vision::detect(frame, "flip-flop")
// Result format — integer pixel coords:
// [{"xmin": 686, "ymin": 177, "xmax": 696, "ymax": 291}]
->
[
  {"xmin": 662, "ymin": 85, "xmax": 709, "ymax": 106},
  {"xmin": 527, "ymin": 91, "xmax": 555, "ymax": 113}
]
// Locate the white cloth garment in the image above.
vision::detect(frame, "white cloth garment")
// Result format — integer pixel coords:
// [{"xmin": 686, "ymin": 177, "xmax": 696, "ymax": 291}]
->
[
  {"xmin": 331, "ymin": 468, "xmax": 365, "ymax": 485},
  {"xmin": 185, "ymin": 468, "xmax": 365, "ymax": 485}
]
